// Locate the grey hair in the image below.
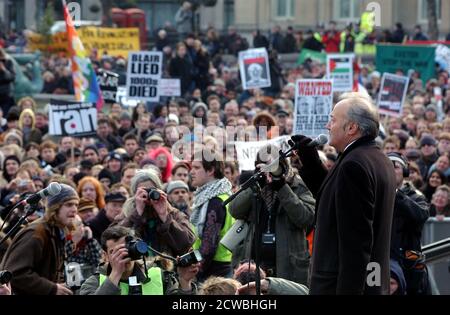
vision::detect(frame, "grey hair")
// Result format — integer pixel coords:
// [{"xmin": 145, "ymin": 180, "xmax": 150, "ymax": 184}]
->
[{"xmin": 339, "ymin": 92, "xmax": 379, "ymax": 139}]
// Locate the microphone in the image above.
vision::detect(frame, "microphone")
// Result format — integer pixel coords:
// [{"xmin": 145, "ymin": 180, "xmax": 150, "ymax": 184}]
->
[
  {"xmin": 291, "ymin": 134, "xmax": 328, "ymax": 148},
  {"xmin": 307, "ymin": 134, "xmax": 329, "ymax": 147},
  {"xmin": 24, "ymin": 182, "xmax": 62, "ymax": 205}
]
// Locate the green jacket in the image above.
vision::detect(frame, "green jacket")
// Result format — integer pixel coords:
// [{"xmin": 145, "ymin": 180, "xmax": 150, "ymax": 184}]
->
[{"xmin": 229, "ymin": 175, "xmax": 315, "ymax": 285}]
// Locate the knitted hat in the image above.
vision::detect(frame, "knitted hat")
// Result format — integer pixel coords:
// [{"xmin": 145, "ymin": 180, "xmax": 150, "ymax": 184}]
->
[
  {"xmin": 78, "ymin": 197, "xmax": 96, "ymax": 213},
  {"xmin": 166, "ymin": 180, "xmax": 189, "ymax": 194},
  {"xmin": 4, "ymin": 131, "xmax": 23, "ymax": 147},
  {"xmin": 420, "ymin": 134, "xmax": 437, "ymax": 148},
  {"xmin": 46, "ymin": 183, "xmax": 79, "ymax": 215},
  {"xmin": 98, "ymin": 168, "xmax": 114, "ymax": 182},
  {"xmin": 130, "ymin": 169, "xmax": 163, "ymax": 195}
]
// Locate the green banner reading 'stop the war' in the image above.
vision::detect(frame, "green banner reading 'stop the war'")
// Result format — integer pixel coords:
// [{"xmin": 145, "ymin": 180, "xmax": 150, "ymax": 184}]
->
[{"xmin": 376, "ymin": 44, "xmax": 436, "ymax": 83}]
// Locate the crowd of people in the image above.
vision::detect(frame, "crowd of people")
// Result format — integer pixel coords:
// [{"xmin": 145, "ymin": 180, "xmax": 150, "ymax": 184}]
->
[{"xmin": 0, "ymin": 14, "xmax": 449, "ymax": 295}]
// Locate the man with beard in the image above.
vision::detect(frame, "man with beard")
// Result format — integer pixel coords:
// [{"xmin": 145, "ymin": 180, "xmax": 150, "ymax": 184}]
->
[{"xmin": 166, "ymin": 180, "xmax": 191, "ymax": 217}]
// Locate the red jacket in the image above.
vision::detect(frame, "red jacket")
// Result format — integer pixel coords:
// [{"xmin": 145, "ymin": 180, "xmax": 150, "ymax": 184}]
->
[{"xmin": 322, "ymin": 31, "xmax": 341, "ymax": 53}]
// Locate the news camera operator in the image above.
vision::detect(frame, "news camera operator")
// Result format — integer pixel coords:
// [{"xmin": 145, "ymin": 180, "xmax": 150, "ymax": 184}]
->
[
  {"xmin": 117, "ymin": 169, "xmax": 195, "ymax": 257},
  {"xmin": 80, "ymin": 226, "xmax": 199, "ymax": 295},
  {"xmin": 229, "ymin": 144, "xmax": 316, "ymax": 285},
  {"xmin": 387, "ymin": 152, "xmax": 431, "ymax": 295}
]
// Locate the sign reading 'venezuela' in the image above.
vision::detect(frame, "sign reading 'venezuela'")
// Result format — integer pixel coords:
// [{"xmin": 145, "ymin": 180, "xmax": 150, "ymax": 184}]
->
[
  {"xmin": 126, "ymin": 51, "xmax": 162, "ymax": 102},
  {"xmin": 49, "ymin": 100, "xmax": 97, "ymax": 137}
]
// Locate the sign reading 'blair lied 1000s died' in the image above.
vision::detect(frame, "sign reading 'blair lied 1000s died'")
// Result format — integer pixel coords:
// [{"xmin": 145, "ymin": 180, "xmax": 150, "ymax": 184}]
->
[{"xmin": 126, "ymin": 51, "xmax": 163, "ymax": 102}]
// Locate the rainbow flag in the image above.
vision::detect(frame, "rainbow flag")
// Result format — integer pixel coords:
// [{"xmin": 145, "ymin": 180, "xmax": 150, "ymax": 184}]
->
[{"xmin": 63, "ymin": 0, "xmax": 104, "ymax": 111}]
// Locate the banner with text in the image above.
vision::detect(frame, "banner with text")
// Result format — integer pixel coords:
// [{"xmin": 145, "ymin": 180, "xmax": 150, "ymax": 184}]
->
[
  {"xmin": 239, "ymin": 48, "xmax": 272, "ymax": 90},
  {"xmin": 293, "ymin": 79, "xmax": 333, "ymax": 138},
  {"xmin": 126, "ymin": 51, "xmax": 163, "ymax": 102},
  {"xmin": 49, "ymin": 99, "xmax": 97, "ymax": 137},
  {"xmin": 159, "ymin": 79, "xmax": 181, "ymax": 97},
  {"xmin": 26, "ymin": 27, "xmax": 140, "ymax": 58},
  {"xmin": 377, "ymin": 73, "xmax": 409, "ymax": 117},
  {"xmin": 326, "ymin": 53, "xmax": 354, "ymax": 92},
  {"xmin": 234, "ymin": 136, "xmax": 290, "ymax": 172},
  {"xmin": 376, "ymin": 44, "xmax": 436, "ymax": 83}
]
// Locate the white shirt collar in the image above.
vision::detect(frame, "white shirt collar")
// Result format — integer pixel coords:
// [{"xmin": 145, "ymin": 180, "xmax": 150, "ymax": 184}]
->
[{"xmin": 343, "ymin": 139, "xmax": 358, "ymax": 153}]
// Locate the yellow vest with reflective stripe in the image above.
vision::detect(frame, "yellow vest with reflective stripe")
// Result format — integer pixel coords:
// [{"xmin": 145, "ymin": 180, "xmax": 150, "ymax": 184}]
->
[
  {"xmin": 99, "ymin": 267, "xmax": 164, "ymax": 295},
  {"xmin": 192, "ymin": 193, "xmax": 234, "ymax": 262}
]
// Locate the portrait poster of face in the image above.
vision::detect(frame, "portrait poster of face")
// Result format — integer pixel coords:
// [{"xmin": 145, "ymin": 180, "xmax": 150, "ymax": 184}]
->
[
  {"xmin": 377, "ymin": 73, "xmax": 409, "ymax": 117},
  {"xmin": 293, "ymin": 79, "xmax": 333, "ymax": 138},
  {"xmin": 239, "ymin": 48, "xmax": 272, "ymax": 90}
]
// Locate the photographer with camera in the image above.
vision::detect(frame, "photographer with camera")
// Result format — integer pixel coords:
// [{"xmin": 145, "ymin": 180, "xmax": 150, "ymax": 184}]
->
[
  {"xmin": 387, "ymin": 152, "xmax": 431, "ymax": 295},
  {"xmin": 80, "ymin": 226, "xmax": 199, "ymax": 295},
  {"xmin": 117, "ymin": 169, "xmax": 195, "ymax": 257},
  {"xmin": 0, "ymin": 184, "xmax": 79, "ymax": 295},
  {"xmin": 229, "ymin": 144, "xmax": 315, "ymax": 285}
]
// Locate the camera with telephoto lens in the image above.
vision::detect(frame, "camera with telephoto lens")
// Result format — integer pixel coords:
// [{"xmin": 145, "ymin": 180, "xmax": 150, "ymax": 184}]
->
[
  {"xmin": 125, "ymin": 236, "xmax": 149, "ymax": 261},
  {"xmin": 144, "ymin": 188, "xmax": 161, "ymax": 201},
  {"xmin": 0, "ymin": 270, "xmax": 12, "ymax": 285},
  {"xmin": 177, "ymin": 250, "xmax": 202, "ymax": 267}
]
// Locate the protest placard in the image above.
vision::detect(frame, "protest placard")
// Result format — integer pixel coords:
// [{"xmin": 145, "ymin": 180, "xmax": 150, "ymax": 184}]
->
[
  {"xmin": 126, "ymin": 51, "xmax": 163, "ymax": 102},
  {"xmin": 159, "ymin": 79, "xmax": 181, "ymax": 97},
  {"xmin": 234, "ymin": 136, "xmax": 290, "ymax": 172},
  {"xmin": 26, "ymin": 27, "xmax": 140, "ymax": 58},
  {"xmin": 116, "ymin": 86, "xmax": 139, "ymax": 107},
  {"xmin": 326, "ymin": 54, "xmax": 354, "ymax": 92},
  {"xmin": 48, "ymin": 100, "xmax": 97, "ymax": 137},
  {"xmin": 97, "ymin": 69, "xmax": 119, "ymax": 103},
  {"xmin": 377, "ymin": 73, "xmax": 409, "ymax": 117},
  {"xmin": 293, "ymin": 79, "xmax": 333, "ymax": 138},
  {"xmin": 239, "ymin": 48, "xmax": 271, "ymax": 90},
  {"xmin": 376, "ymin": 44, "xmax": 436, "ymax": 83}
]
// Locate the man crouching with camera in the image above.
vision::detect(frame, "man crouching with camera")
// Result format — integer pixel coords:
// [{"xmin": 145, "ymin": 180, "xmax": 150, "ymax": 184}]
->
[
  {"xmin": 80, "ymin": 226, "xmax": 199, "ymax": 295},
  {"xmin": 117, "ymin": 169, "xmax": 195, "ymax": 257}
]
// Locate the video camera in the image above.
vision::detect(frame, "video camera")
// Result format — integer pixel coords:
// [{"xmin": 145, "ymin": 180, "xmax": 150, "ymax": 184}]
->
[
  {"xmin": 177, "ymin": 250, "xmax": 202, "ymax": 268},
  {"xmin": 0, "ymin": 270, "xmax": 12, "ymax": 285},
  {"xmin": 125, "ymin": 236, "xmax": 149, "ymax": 261},
  {"xmin": 144, "ymin": 188, "xmax": 161, "ymax": 201}
]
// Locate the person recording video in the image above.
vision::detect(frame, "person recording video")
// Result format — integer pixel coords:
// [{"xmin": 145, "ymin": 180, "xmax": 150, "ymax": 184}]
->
[
  {"xmin": 80, "ymin": 226, "xmax": 199, "ymax": 295},
  {"xmin": 229, "ymin": 144, "xmax": 315, "ymax": 285},
  {"xmin": 117, "ymin": 169, "xmax": 195, "ymax": 257}
]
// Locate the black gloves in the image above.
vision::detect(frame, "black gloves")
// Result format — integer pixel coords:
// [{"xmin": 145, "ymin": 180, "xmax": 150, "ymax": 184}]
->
[{"xmin": 290, "ymin": 135, "xmax": 322, "ymax": 168}]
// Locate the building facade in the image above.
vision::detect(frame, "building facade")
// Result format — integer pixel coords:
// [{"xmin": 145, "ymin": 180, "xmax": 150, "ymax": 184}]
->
[
  {"xmin": 233, "ymin": 0, "xmax": 450, "ymax": 37},
  {"xmin": 1, "ymin": 0, "xmax": 448, "ymax": 39}
]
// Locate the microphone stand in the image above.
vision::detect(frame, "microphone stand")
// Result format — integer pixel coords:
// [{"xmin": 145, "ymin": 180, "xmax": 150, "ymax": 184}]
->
[
  {"xmin": 223, "ymin": 146, "xmax": 295, "ymax": 295},
  {"xmin": 0, "ymin": 202, "xmax": 40, "ymax": 246}
]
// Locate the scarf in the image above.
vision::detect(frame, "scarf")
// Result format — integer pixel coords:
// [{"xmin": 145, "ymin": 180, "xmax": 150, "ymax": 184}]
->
[{"xmin": 190, "ymin": 178, "xmax": 232, "ymax": 238}]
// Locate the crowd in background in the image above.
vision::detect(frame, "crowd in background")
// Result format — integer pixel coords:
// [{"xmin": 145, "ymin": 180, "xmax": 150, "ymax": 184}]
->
[{"xmin": 0, "ymin": 16, "xmax": 449, "ymax": 295}]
